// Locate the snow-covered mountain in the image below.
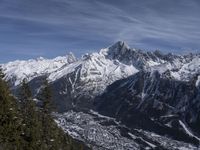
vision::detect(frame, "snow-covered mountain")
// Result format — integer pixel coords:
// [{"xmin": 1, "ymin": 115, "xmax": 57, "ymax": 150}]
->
[
  {"xmin": 1, "ymin": 41, "xmax": 200, "ymax": 110},
  {"xmin": 1, "ymin": 41, "xmax": 200, "ymax": 149},
  {"xmin": 0, "ymin": 42, "xmax": 171, "ymax": 109},
  {"xmin": 2, "ymin": 41, "xmax": 200, "ymax": 88},
  {"xmin": 2, "ymin": 52, "xmax": 77, "ymax": 86}
]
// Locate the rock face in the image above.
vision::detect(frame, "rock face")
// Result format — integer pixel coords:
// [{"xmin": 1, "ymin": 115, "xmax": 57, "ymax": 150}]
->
[
  {"xmin": 1, "ymin": 41, "xmax": 200, "ymax": 149},
  {"xmin": 96, "ymin": 71, "xmax": 200, "ymax": 145}
]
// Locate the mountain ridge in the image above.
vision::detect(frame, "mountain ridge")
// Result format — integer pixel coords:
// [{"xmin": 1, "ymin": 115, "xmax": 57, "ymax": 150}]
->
[
  {"xmin": 1, "ymin": 41, "xmax": 200, "ymax": 149},
  {"xmin": 1, "ymin": 41, "xmax": 200, "ymax": 111}
]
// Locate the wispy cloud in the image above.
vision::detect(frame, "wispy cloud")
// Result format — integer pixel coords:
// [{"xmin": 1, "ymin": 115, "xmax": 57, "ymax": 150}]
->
[{"xmin": 0, "ymin": 0, "xmax": 200, "ymax": 62}]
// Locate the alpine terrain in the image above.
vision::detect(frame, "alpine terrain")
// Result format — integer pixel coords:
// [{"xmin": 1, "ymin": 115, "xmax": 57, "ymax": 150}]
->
[{"xmin": 1, "ymin": 41, "xmax": 200, "ymax": 149}]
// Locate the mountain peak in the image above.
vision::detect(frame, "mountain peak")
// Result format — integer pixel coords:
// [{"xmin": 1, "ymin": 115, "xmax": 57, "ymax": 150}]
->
[
  {"xmin": 66, "ymin": 52, "xmax": 77, "ymax": 63},
  {"xmin": 105, "ymin": 41, "xmax": 133, "ymax": 59},
  {"xmin": 109, "ymin": 41, "xmax": 129, "ymax": 52},
  {"xmin": 113, "ymin": 41, "xmax": 128, "ymax": 47}
]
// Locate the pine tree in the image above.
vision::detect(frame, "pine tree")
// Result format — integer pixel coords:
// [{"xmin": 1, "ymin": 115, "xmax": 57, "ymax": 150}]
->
[
  {"xmin": 37, "ymin": 78, "xmax": 53, "ymax": 148},
  {"xmin": 0, "ymin": 66, "xmax": 23, "ymax": 149},
  {"xmin": 40, "ymin": 78, "xmax": 53, "ymax": 115},
  {"xmin": 19, "ymin": 79, "xmax": 32, "ymax": 114},
  {"xmin": 18, "ymin": 78, "xmax": 42, "ymax": 150},
  {"xmin": 0, "ymin": 66, "xmax": 5, "ymax": 79},
  {"xmin": 0, "ymin": 69, "xmax": 89, "ymax": 149}
]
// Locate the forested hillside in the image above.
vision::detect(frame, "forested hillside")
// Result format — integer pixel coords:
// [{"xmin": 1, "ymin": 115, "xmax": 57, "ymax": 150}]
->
[{"xmin": 0, "ymin": 67, "xmax": 88, "ymax": 150}]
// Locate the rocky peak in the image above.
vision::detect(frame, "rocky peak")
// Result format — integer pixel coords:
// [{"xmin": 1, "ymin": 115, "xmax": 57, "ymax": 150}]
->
[
  {"xmin": 106, "ymin": 41, "xmax": 133, "ymax": 59},
  {"xmin": 66, "ymin": 52, "xmax": 77, "ymax": 63}
]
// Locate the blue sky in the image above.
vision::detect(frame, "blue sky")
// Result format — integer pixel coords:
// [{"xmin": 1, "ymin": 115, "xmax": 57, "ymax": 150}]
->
[{"xmin": 0, "ymin": 0, "xmax": 200, "ymax": 63}]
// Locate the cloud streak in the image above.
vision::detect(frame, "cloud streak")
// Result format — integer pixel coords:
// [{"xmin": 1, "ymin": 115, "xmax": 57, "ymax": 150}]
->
[{"xmin": 0, "ymin": 0, "xmax": 200, "ymax": 62}]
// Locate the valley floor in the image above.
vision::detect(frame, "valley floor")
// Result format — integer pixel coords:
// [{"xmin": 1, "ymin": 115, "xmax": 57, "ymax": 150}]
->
[{"xmin": 54, "ymin": 110, "xmax": 199, "ymax": 150}]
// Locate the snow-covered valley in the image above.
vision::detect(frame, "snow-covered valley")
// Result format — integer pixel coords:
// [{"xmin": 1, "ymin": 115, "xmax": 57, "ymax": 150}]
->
[{"xmin": 54, "ymin": 110, "xmax": 199, "ymax": 150}]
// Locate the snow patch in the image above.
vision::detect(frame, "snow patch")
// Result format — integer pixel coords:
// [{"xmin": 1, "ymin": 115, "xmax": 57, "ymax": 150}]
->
[{"xmin": 179, "ymin": 120, "xmax": 200, "ymax": 141}]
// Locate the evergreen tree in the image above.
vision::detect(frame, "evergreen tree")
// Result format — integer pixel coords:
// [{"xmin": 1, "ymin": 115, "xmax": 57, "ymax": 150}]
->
[
  {"xmin": 0, "ymin": 66, "xmax": 5, "ymax": 79},
  {"xmin": 40, "ymin": 78, "xmax": 53, "ymax": 115},
  {"xmin": 18, "ymin": 79, "xmax": 42, "ymax": 149},
  {"xmin": 0, "ymin": 70, "xmax": 89, "ymax": 150},
  {"xmin": 0, "ymin": 66, "xmax": 23, "ymax": 149},
  {"xmin": 19, "ymin": 78, "xmax": 32, "ymax": 114},
  {"xmin": 38, "ymin": 78, "xmax": 52, "ymax": 147}
]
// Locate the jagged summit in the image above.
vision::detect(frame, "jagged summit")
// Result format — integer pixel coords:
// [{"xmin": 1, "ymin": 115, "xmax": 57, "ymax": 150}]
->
[
  {"xmin": 106, "ymin": 41, "xmax": 133, "ymax": 59},
  {"xmin": 109, "ymin": 41, "xmax": 130, "ymax": 51},
  {"xmin": 65, "ymin": 52, "xmax": 77, "ymax": 63}
]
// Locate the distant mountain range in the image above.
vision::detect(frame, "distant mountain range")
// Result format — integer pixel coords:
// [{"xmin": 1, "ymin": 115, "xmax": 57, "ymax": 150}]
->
[{"xmin": 2, "ymin": 41, "xmax": 200, "ymax": 149}]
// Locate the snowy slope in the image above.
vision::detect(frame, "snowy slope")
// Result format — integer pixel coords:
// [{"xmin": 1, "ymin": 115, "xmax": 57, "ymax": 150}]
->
[
  {"xmin": 2, "ymin": 41, "xmax": 200, "ymax": 88},
  {"xmin": 1, "ymin": 53, "xmax": 77, "ymax": 86},
  {"xmin": 2, "ymin": 41, "xmax": 200, "ymax": 110},
  {"xmin": 0, "ymin": 42, "xmax": 140, "ymax": 110},
  {"xmin": 150, "ymin": 54, "xmax": 200, "ymax": 81},
  {"xmin": 177, "ymin": 55, "xmax": 200, "ymax": 81},
  {"xmin": 48, "ymin": 50, "xmax": 138, "ymax": 97}
]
